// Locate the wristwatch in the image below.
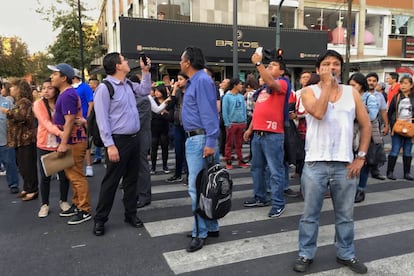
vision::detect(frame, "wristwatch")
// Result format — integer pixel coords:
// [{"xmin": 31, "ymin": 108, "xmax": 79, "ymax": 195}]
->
[
  {"xmin": 255, "ymin": 61, "xmax": 262, "ymax": 67},
  {"xmin": 357, "ymin": 151, "xmax": 367, "ymax": 160}
]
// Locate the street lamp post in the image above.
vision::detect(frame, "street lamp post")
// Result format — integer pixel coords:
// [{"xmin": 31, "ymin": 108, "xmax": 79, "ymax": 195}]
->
[
  {"xmin": 276, "ymin": 0, "xmax": 285, "ymax": 51},
  {"xmin": 78, "ymin": 0, "xmax": 85, "ymax": 81},
  {"xmin": 232, "ymin": 0, "xmax": 238, "ymax": 78}
]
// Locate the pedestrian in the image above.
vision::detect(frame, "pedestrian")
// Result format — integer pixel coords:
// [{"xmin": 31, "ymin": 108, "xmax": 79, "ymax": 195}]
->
[
  {"xmin": 48, "ymin": 63, "xmax": 92, "ymax": 225},
  {"xmin": 72, "ymin": 69, "xmax": 94, "ymax": 177},
  {"xmin": 33, "ymin": 78, "xmax": 71, "ymax": 217},
  {"xmin": 222, "ymin": 77, "xmax": 248, "ymax": 170},
  {"xmin": 0, "ymin": 78, "xmax": 38, "ymax": 201},
  {"xmin": 293, "ymin": 50, "xmax": 371, "ymax": 274},
  {"xmin": 242, "ymin": 51, "xmax": 289, "ymax": 218},
  {"xmin": 88, "ymin": 78, "xmax": 103, "ymax": 164},
  {"xmin": 348, "ymin": 73, "xmax": 379, "ymax": 203},
  {"xmin": 0, "ymin": 80, "xmax": 19, "ymax": 194},
  {"xmin": 180, "ymin": 46, "xmax": 220, "ymax": 252},
  {"xmin": 92, "ymin": 52, "xmax": 151, "ymax": 236},
  {"xmin": 386, "ymin": 72, "xmax": 400, "ymax": 106},
  {"xmin": 166, "ymin": 71, "xmax": 189, "ymax": 183},
  {"xmin": 386, "ymin": 75, "xmax": 414, "ymax": 181}
]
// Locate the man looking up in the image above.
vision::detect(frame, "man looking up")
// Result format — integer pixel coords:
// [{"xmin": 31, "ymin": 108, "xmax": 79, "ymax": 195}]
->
[{"xmin": 92, "ymin": 52, "xmax": 151, "ymax": 236}]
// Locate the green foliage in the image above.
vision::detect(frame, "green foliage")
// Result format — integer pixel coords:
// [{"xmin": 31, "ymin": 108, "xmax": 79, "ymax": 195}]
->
[{"xmin": 0, "ymin": 36, "xmax": 30, "ymax": 78}]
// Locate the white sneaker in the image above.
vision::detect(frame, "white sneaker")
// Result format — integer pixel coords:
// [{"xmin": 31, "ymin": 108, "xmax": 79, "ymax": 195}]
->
[
  {"xmin": 59, "ymin": 201, "xmax": 71, "ymax": 212},
  {"xmin": 85, "ymin": 166, "xmax": 93, "ymax": 177},
  {"xmin": 38, "ymin": 204, "xmax": 49, "ymax": 218}
]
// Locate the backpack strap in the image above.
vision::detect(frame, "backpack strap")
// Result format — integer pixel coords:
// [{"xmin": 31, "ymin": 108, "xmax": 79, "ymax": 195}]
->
[{"xmin": 101, "ymin": 80, "xmax": 115, "ymax": 99}]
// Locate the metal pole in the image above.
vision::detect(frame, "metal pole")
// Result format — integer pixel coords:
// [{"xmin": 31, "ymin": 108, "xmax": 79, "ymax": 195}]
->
[
  {"xmin": 344, "ymin": 0, "xmax": 352, "ymax": 82},
  {"xmin": 232, "ymin": 0, "xmax": 238, "ymax": 78},
  {"xmin": 276, "ymin": 0, "xmax": 285, "ymax": 50},
  {"xmin": 78, "ymin": 0, "xmax": 85, "ymax": 81}
]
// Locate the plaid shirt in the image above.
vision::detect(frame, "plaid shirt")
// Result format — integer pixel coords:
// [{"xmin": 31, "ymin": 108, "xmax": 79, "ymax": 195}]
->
[{"xmin": 246, "ymin": 90, "xmax": 255, "ymax": 116}]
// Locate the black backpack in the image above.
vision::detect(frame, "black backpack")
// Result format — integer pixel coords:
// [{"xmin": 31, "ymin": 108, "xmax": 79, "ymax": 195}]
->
[
  {"xmin": 87, "ymin": 80, "xmax": 133, "ymax": 147},
  {"xmin": 195, "ymin": 158, "xmax": 233, "ymax": 220}
]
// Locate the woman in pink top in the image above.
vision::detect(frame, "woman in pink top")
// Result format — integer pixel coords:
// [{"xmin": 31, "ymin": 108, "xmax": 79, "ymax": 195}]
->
[{"xmin": 33, "ymin": 79, "xmax": 71, "ymax": 218}]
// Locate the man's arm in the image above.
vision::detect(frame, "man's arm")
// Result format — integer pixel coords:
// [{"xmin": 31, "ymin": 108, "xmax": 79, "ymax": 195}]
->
[
  {"xmin": 251, "ymin": 53, "xmax": 281, "ymax": 92},
  {"xmin": 57, "ymin": 114, "xmax": 75, "ymax": 153},
  {"xmin": 380, "ymin": 109, "xmax": 389, "ymax": 135}
]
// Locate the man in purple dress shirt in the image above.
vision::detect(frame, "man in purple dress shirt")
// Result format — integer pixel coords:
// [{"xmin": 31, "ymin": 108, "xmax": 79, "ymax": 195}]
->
[{"xmin": 92, "ymin": 52, "xmax": 152, "ymax": 236}]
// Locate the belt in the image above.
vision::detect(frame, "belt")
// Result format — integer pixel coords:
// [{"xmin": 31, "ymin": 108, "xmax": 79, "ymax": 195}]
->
[
  {"xmin": 254, "ymin": 130, "xmax": 274, "ymax": 137},
  {"xmin": 185, "ymin": 128, "xmax": 206, "ymax": 138},
  {"xmin": 112, "ymin": 132, "xmax": 139, "ymax": 139}
]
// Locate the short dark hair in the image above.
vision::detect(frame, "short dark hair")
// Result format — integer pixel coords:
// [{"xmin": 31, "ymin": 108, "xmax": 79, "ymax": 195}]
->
[
  {"xmin": 270, "ymin": 59, "xmax": 287, "ymax": 72},
  {"xmin": 177, "ymin": 71, "xmax": 189, "ymax": 80},
  {"xmin": 182, "ymin": 46, "xmax": 205, "ymax": 70},
  {"xmin": 228, "ymin": 78, "xmax": 242, "ymax": 90},
  {"xmin": 316, "ymin": 49, "xmax": 344, "ymax": 69},
  {"xmin": 389, "ymin": 72, "xmax": 399, "ymax": 82},
  {"xmin": 305, "ymin": 73, "xmax": 321, "ymax": 87},
  {"xmin": 347, "ymin": 72, "xmax": 368, "ymax": 92},
  {"xmin": 103, "ymin": 52, "xmax": 122, "ymax": 75},
  {"xmin": 245, "ymin": 74, "xmax": 259, "ymax": 90},
  {"xmin": 366, "ymin": 72, "xmax": 379, "ymax": 81}
]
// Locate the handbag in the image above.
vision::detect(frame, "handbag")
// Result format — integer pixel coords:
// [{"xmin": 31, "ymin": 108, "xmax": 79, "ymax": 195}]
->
[
  {"xmin": 366, "ymin": 141, "xmax": 386, "ymax": 167},
  {"xmin": 392, "ymin": 94, "xmax": 414, "ymax": 138},
  {"xmin": 393, "ymin": 119, "xmax": 414, "ymax": 137}
]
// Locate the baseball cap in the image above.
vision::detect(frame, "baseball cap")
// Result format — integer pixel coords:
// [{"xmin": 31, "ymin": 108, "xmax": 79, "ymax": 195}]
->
[
  {"xmin": 73, "ymin": 68, "xmax": 82, "ymax": 79},
  {"xmin": 47, "ymin": 63, "xmax": 75, "ymax": 79}
]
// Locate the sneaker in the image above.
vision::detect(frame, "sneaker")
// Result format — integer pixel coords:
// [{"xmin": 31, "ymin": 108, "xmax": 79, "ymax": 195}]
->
[
  {"xmin": 268, "ymin": 206, "xmax": 285, "ymax": 218},
  {"xmin": 225, "ymin": 163, "xmax": 233, "ymax": 170},
  {"xmin": 0, "ymin": 170, "xmax": 6, "ymax": 176},
  {"xmin": 59, "ymin": 200, "xmax": 71, "ymax": 212},
  {"xmin": 163, "ymin": 167, "xmax": 171, "ymax": 174},
  {"xmin": 166, "ymin": 175, "xmax": 183, "ymax": 183},
  {"xmin": 238, "ymin": 162, "xmax": 249, "ymax": 169},
  {"xmin": 59, "ymin": 204, "xmax": 78, "ymax": 217},
  {"xmin": 38, "ymin": 204, "xmax": 49, "ymax": 218},
  {"xmin": 150, "ymin": 169, "xmax": 155, "ymax": 175},
  {"xmin": 336, "ymin": 257, "xmax": 368, "ymax": 274},
  {"xmin": 67, "ymin": 210, "xmax": 92, "ymax": 225},
  {"xmin": 85, "ymin": 166, "xmax": 93, "ymax": 177},
  {"xmin": 293, "ymin": 256, "xmax": 313, "ymax": 272},
  {"xmin": 10, "ymin": 186, "xmax": 19, "ymax": 194},
  {"xmin": 284, "ymin": 188, "xmax": 299, "ymax": 198},
  {"xmin": 243, "ymin": 197, "xmax": 270, "ymax": 207},
  {"xmin": 92, "ymin": 158, "xmax": 101, "ymax": 164}
]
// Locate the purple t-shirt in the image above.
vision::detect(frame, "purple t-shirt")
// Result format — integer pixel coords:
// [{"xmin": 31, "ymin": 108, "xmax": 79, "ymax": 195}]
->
[{"xmin": 54, "ymin": 87, "xmax": 87, "ymax": 144}]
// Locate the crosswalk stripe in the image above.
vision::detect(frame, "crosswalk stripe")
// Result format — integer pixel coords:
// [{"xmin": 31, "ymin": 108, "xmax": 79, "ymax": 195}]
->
[
  {"xmin": 144, "ymin": 187, "xmax": 414, "ymax": 237},
  {"xmin": 162, "ymin": 211, "xmax": 414, "ymax": 275},
  {"xmin": 308, "ymin": 252, "xmax": 414, "ymax": 276}
]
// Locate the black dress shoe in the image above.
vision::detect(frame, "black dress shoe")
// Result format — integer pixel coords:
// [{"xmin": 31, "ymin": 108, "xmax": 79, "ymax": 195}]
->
[
  {"xmin": 137, "ymin": 200, "xmax": 151, "ymax": 209},
  {"xmin": 92, "ymin": 159, "xmax": 101, "ymax": 164},
  {"xmin": 404, "ymin": 173, "xmax": 414, "ymax": 181},
  {"xmin": 354, "ymin": 190, "xmax": 365, "ymax": 203},
  {"xmin": 93, "ymin": 222, "xmax": 105, "ymax": 236},
  {"xmin": 387, "ymin": 172, "xmax": 397, "ymax": 180},
  {"xmin": 186, "ymin": 238, "xmax": 204, "ymax": 252},
  {"xmin": 372, "ymin": 174, "xmax": 386, "ymax": 180},
  {"xmin": 186, "ymin": 231, "xmax": 220, "ymax": 238},
  {"xmin": 124, "ymin": 216, "xmax": 144, "ymax": 228}
]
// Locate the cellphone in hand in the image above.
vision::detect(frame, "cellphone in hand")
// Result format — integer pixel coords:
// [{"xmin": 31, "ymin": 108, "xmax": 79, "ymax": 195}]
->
[{"xmin": 136, "ymin": 44, "xmax": 148, "ymax": 66}]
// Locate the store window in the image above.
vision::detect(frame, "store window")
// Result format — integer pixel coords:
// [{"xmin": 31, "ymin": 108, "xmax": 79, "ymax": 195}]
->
[
  {"xmin": 391, "ymin": 15, "xmax": 414, "ymax": 36},
  {"xmin": 157, "ymin": 0, "xmax": 190, "ymax": 21},
  {"xmin": 304, "ymin": 8, "xmax": 356, "ymax": 46},
  {"xmin": 365, "ymin": 14, "xmax": 384, "ymax": 48}
]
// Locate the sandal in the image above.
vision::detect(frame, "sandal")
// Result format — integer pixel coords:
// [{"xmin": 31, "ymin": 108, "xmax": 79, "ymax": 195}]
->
[
  {"xmin": 17, "ymin": 190, "xmax": 27, "ymax": 198},
  {"xmin": 22, "ymin": 192, "xmax": 38, "ymax": 201}
]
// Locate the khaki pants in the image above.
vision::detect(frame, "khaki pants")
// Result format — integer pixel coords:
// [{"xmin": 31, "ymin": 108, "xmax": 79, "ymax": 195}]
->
[{"xmin": 64, "ymin": 141, "xmax": 91, "ymax": 213}]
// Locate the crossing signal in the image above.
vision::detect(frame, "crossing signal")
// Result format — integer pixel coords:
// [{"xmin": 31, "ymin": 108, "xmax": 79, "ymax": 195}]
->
[{"xmin": 277, "ymin": 48, "xmax": 283, "ymax": 58}]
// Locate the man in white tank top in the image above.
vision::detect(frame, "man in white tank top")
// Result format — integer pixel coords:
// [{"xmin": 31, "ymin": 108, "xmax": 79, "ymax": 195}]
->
[{"xmin": 292, "ymin": 50, "xmax": 371, "ymax": 274}]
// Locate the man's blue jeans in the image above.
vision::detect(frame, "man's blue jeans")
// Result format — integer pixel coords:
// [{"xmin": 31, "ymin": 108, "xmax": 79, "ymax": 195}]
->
[
  {"xmin": 174, "ymin": 125, "xmax": 187, "ymax": 177},
  {"xmin": 299, "ymin": 161, "xmax": 357, "ymax": 260},
  {"xmin": 186, "ymin": 134, "xmax": 219, "ymax": 238},
  {"xmin": 250, "ymin": 132, "xmax": 285, "ymax": 209},
  {"xmin": 0, "ymin": 145, "xmax": 19, "ymax": 188}
]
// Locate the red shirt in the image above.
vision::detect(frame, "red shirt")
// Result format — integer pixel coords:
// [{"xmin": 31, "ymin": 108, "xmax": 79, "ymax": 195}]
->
[
  {"xmin": 387, "ymin": 83, "xmax": 400, "ymax": 107},
  {"xmin": 252, "ymin": 79, "xmax": 288, "ymax": 133}
]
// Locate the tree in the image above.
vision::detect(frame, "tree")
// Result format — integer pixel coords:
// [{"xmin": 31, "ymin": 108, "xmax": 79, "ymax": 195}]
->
[
  {"xmin": 0, "ymin": 36, "xmax": 30, "ymax": 78},
  {"xmin": 36, "ymin": 0, "xmax": 102, "ymax": 74}
]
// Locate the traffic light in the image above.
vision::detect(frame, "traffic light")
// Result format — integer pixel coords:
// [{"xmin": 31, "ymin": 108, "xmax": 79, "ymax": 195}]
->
[{"xmin": 277, "ymin": 48, "xmax": 283, "ymax": 59}]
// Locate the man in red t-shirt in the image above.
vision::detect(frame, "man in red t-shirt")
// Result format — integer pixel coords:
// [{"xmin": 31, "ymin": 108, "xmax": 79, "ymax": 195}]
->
[
  {"xmin": 386, "ymin": 72, "xmax": 400, "ymax": 106},
  {"xmin": 243, "ymin": 53, "xmax": 289, "ymax": 218}
]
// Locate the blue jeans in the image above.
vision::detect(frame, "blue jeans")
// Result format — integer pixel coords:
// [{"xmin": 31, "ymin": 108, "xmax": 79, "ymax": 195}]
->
[
  {"xmin": 390, "ymin": 134, "xmax": 413, "ymax": 157},
  {"xmin": 250, "ymin": 132, "xmax": 285, "ymax": 209},
  {"xmin": 357, "ymin": 164, "xmax": 369, "ymax": 191},
  {"xmin": 186, "ymin": 134, "xmax": 219, "ymax": 238},
  {"xmin": 95, "ymin": 146, "xmax": 102, "ymax": 160},
  {"xmin": 299, "ymin": 161, "xmax": 357, "ymax": 260},
  {"xmin": 0, "ymin": 145, "xmax": 19, "ymax": 188}
]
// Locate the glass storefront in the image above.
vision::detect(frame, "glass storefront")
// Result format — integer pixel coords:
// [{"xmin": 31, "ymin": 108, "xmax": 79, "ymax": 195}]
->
[{"xmin": 156, "ymin": 0, "xmax": 190, "ymax": 21}]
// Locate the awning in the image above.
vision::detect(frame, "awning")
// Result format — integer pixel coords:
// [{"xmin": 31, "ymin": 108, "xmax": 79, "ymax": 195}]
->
[{"xmin": 396, "ymin": 66, "xmax": 414, "ymax": 75}]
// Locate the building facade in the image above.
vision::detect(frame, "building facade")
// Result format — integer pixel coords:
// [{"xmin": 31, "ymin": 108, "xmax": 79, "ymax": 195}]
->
[{"xmin": 94, "ymin": 0, "xmax": 414, "ymax": 85}]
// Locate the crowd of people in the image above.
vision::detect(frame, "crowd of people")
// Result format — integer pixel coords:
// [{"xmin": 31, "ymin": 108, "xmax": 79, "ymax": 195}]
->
[{"xmin": 1, "ymin": 47, "xmax": 413, "ymax": 274}]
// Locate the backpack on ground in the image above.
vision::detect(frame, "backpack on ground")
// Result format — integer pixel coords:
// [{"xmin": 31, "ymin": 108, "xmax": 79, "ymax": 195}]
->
[{"xmin": 195, "ymin": 158, "xmax": 233, "ymax": 220}]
